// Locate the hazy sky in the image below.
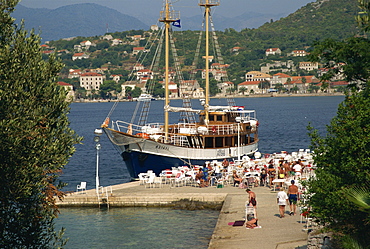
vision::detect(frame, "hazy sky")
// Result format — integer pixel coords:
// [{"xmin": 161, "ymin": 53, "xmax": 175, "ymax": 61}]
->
[{"xmin": 20, "ymin": 0, "xmax": 315, "ymax": 18}]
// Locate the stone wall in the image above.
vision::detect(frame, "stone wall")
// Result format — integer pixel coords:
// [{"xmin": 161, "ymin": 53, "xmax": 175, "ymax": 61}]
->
[{"xmin": 307, "ymin": 231, "xmax": 333, "ymax": 249}]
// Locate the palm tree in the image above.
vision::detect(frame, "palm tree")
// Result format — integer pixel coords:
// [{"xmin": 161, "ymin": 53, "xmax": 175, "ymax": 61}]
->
[
  {"xmin": 341, "ymin": 185, "xmax": 370, "ymax": 249},
  {"xmin": 239, "ymin": 87, "xmax": 248, "ymax": 95},
  {"xmin": 345, "ymin": 186, "xmax": 370, "ymax": 214}
]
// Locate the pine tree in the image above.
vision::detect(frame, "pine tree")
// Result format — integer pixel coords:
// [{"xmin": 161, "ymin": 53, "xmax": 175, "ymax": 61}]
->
[{"xmin": 0, "ymin": 1, "xmax": 81, "ymax": 247}]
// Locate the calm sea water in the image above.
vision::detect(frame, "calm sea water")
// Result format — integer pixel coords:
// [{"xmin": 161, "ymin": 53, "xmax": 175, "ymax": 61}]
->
[
  {"xmin": 57, "ymin": 207, "xmax": 218, "ymax": 249},
  {"xmin": 56, "ymin": 95, "xmax": 344, "ymax": 248}
]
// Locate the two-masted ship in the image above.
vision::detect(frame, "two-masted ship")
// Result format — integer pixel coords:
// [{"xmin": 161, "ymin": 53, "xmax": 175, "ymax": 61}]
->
[{"xmin": 102, "ymin": 0, "xmax": 259, "ymax": 179}]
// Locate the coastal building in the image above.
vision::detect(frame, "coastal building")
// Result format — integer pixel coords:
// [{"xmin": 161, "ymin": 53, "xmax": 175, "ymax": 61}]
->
[
  {"xmin": 102, "ymin": 34, "xmax": 113, "ymax": 40},
  {"xmin": 133, "ymin": 63, "xmax": 145, "ymax": 71},
  {"xmin": 317, "ymin": 63, "xmax": 345, "ymax": 81},
  {"xmin": 68, "ymin": 69, "xmax": 82, "ymax": 79},
  {"xmin": 136, "ymin": 69, "xmax": 153, "ymax": 81},
  {"xmin": 245, "ymin": 71, "xmax": 271, "ymax": 82},
  {"xmin": 284, "ymin": 75, "xmax": 319, "ymax": 93},
  {"xmin": 291, "ymin": 50, "xmax": 308, "ymax": 56},
  {"xmin": 111, "ymin": 74, "xmax": 122, "ymax": 83},
  {"xmin": 270, "ymin": 73, "xmax": 291, "ymax": 88},
  {"xmin": 80, "ymin": 40, "xmax": 92, "ymax": 49},
  {"xmin": 72, "ymin": 52, "xmax": 89, "ymax": 61},
  {"xmin": 120, "ymin": 81, "xmax": 146, "ymax": 99},
  {"xmin": 330, "ymin": 80, "xmax": 348, "ymax": 90},
  {"xmin": 299, "ymin": 62, "xmax": 319, "ymax": 71},
  {"xmin": 132, "ymin": 47, "xmax": 149, "ymax": 55},
  {"xmin": 79, "ymin": 72, "xmax": 105, "ymax": 91},
  {"xmin": 217, "ymin": 81, "xmax": 234, "ymax": 95},
  {"xmin": 201, "ymin": 63, "xmax": 230, "ymax": 82},
  {"xmin": 261, "ymin": 61, "xmax": 295, "ymax": 74},
  {"xmin": 179, "ymin": 80, "xmax": 204, "ymax": 98},
  {"xmin": 112, "ymin": 39, "xmax": 123, "ymax": 46},
  {"xmin": 159, "ymin": 81, "xmax": 178, "ymax": 98},
  {"xmin": 238, "ymin": 81, "xmax": 261, "ymax": 94},
  {"xmin": 265, "ymin": 48, "xmax": 281, "ymax": 56},
  {"xmin": 58, "ymin": 81, "xmax": 74, "ymax": 101}
]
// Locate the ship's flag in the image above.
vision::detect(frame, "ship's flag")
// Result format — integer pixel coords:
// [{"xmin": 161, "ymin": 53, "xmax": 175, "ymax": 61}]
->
[{"xmin": 172, "ymin": 19, "xmax": 181, "ymax": 28}]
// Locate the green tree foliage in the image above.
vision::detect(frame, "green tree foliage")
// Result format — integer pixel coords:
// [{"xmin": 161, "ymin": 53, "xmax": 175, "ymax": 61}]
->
[
  {"xmin": 309, "ymin": 37, "xmax": 370, "ymax": 89},
  {"xmin": 96, "ymin": 41, "xmax": 110, "ymax": 50},
  {"xmin": 274, "ymin": 83, "xmax": 286, "ymax": 93},
  {"xmin": 209, "ymin": 79, "xmax": 220, "ymax": 96},
  {"xmin": 99, "ymin": 80, "xmax": 121, "ymax": 99},
  {"xmin": 152, "ymin": 82, "xmax": 165, "ymax": 98},
  {"xmin": 131, "ymin": 86, "xmax": 142, "ymax": 98},
  {"xmin": 356, "ymin": 0, "xmax": 370, "ymax": 32},
  {"xmin": 307, "ymin": 0, "xmax": 370, "ymax": 240},
  {"xmin": 0, "ymin": 1, "xmax": 81, "ymax": 247},
  {"xmin": 307, "ymin": 89, "xmax": 370, "ymax": 245},
  {"xmin": 238, "ymin": 86, "xmax": 247, "ymax": 95},
  {"xmin": 258, "ymin": 80, "xmax": 270, "ymax": 90}
]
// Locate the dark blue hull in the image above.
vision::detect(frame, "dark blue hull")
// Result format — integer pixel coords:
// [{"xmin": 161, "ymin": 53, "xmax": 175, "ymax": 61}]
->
[{"xmin": 121, "ymin": 150, "xmax": 236, "ymax": 179}]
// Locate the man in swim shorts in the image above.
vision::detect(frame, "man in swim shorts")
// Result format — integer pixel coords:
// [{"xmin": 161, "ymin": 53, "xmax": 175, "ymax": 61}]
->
[
  {"xmin": 246, "ymin": 189, "xmax": 257, "ymax": 218},
  {"xmin": 288, "ymin": 180, "xmax": 299, "ymax": 215}
]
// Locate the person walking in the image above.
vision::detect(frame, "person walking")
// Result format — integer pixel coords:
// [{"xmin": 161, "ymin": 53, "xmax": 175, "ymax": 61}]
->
[
  {"xmin": 288, "ymin": 180, "xmax": 299, "ymax": 215},
  {"xmin": 246, "ymin": 189, "xmax": 257, "ymax": 218},
  {"xmin": 277, "ymin": 187, "xmax": 288, "ymax": 218}
]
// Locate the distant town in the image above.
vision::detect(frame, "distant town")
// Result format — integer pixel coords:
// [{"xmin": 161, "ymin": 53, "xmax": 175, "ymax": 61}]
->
[{"xmin": 48, "ymin": 28, "xmax": 348, "ymax": 102}]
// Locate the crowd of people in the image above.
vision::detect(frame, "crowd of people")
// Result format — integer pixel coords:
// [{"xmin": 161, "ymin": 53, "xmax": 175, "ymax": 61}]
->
[
  {"xmin": 160, "ymin": 151, "xmax": 313, "ymax": 228},
  {"xmin": 192, "ymin": 155, "xmax": 310, "ymax": 190}
]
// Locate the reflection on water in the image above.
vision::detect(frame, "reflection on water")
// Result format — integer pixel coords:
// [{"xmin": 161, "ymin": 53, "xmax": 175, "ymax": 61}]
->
[{"xmin": 56, "ymin": 207, "xmax": 219, "ymax": 249}]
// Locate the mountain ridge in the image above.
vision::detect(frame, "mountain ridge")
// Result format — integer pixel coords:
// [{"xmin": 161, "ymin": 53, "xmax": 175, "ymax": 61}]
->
[
  {"xmin": 12, "ymin": 3, "xmax": 294, "ymax": 41},
  {"xmin": 12, "ymin": 3, "xmax": 148, "ymax": 41}
]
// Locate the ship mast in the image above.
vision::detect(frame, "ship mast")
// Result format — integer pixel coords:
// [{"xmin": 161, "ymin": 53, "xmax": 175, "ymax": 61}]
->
[
  {"xmin": 199, "ymin": 0, "xmax": 219, "ymax": 124},
  {"xmin": 159, "ymin": 0, "xmax": 179, "ymax": 141}
]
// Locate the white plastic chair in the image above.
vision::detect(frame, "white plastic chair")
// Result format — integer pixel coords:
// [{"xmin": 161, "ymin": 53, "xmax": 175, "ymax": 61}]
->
[
  {"xmin": 174, "ymin": 172, "xmax": 185, "ymax": 187},
  {"xmin": 145, "ymin": 173, "xmax": 156, "ymax": 188},
  {"xmin": 153, "ymin": 177, "xmax": 162, "ymax": 188},
  {"xmin": 76, "ymin": 182, "xmax": 86, "ymax": 192},
  {"xmin": 138, "ymin": 173, "xmax": 148, "ymax": 185}
]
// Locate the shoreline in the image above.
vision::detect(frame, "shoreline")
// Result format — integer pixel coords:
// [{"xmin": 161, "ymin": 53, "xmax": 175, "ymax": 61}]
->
[{"xmin": 72, "ymin": 92, "xmax": 344, "ymax": 103}]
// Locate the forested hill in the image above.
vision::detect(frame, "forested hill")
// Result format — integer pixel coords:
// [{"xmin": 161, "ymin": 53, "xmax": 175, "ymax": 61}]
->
[
  {"xmin": 46, "ymin": 0, "xmax": 362, "ymax": 85},
  {"xmin": 238, "ymin": 0, "xmax": 359, "ymax": 51}
]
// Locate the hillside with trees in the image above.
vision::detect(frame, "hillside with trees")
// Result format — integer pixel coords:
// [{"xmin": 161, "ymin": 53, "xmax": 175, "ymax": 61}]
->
[{"xmin": 45, "ymin": 0, "xmax": 360, "ymax": 99}]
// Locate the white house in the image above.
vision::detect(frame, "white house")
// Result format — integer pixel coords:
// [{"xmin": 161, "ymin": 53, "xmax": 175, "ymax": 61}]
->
[
  {"xmin": 136, "ymin": 69, "xmax": 153, "ymax": 80},
  {"xmin": 111, "ymin": 74, "xmax": 122, "ymax": 83},
  {"xmin": 79, "ymin": 72, "xmax": 104, "ymax": 91},
  {"xmin": 265, "ymin": 48, "xmax": 281, "ymax": 56},
  {"xmin": 299, "ymin": 62, "xmax": 319, "ymax": 71},
  {"xmin": 58, "ymin": 82, "xmax": 74, "ymax": 101},
  {"xmin": 245, "ymin": 71, "xmax": 271, "ymax": 82},
  {"xmin": 112, "ymin": 39, "xmax": 123, "ymax": 46},
  {"xmin": 72, "ymin": 53, "xmax": 89, "ymax": 61},
  {"xmin": 68, "ymin": 69, "xmax": 82, "ymax": 79},
  {"xmin": 291, "ymin": 50, "xmax": 308, "ymax": 57},
  {"xmin": 238, "ymin": 81, "xmax": 261, "ymax": 94},
  {"xmin": 270, "ymin": 73, "xmax": 291, "ymax": 88},
  {"xmin": 217, "ymin": 81, "xmax": 234, "ymax": 94}
]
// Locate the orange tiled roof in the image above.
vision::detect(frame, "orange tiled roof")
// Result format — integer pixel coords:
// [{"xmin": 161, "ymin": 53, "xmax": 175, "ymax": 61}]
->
[
  {"xmin": 238, "ymin": 81, "xmax": 261, "ymax": 86},
  {"xmin": 58, "ymin": 81, "xmax": 72, "ymax": 86},
  {"xmin": 81, "ymin": 72, "xmax": 102, "ymax": 76}
]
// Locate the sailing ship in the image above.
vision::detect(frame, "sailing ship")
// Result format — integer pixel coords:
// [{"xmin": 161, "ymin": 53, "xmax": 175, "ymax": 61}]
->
[{"xmin": 102, "ymin": 0, "xmax": 259, "ymax": 179}]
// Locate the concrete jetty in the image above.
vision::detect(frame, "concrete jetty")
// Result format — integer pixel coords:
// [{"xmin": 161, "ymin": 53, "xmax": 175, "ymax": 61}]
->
[{"xmin": 57, "ymin": 182, "xmax": 309, "ymax": 248}]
